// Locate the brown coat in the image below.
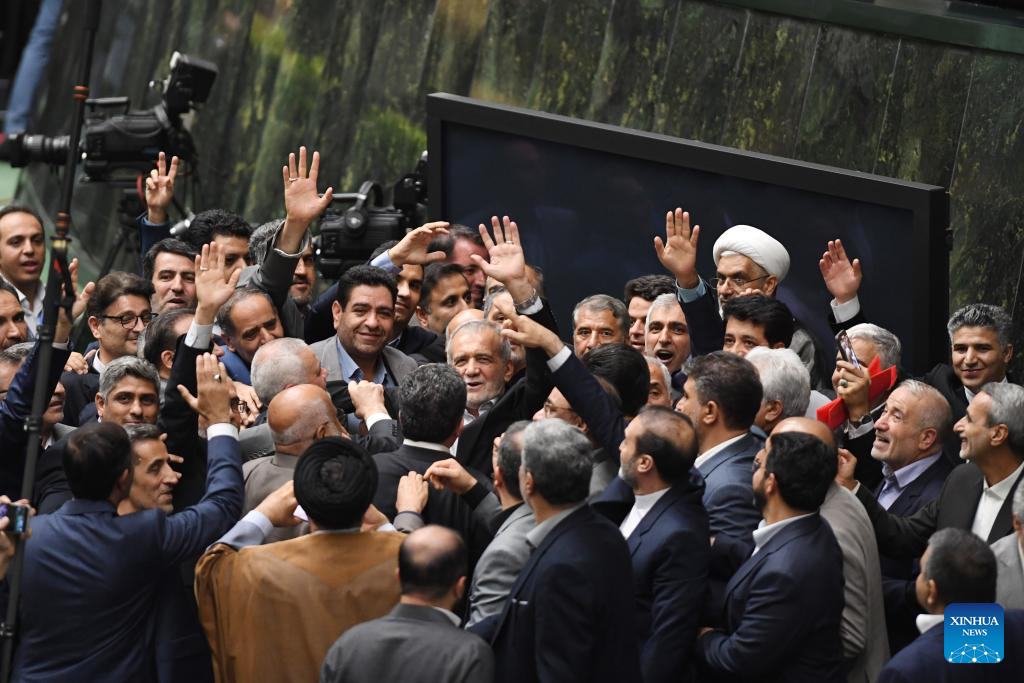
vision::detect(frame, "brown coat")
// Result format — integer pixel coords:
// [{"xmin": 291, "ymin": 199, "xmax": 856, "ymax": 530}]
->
[{"xmin": 195, "ymin": 530, "xmax": 404, "ymax": 683}]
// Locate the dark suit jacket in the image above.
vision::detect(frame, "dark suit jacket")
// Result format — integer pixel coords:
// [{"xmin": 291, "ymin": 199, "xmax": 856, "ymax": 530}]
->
[
  {"xmin": 875, "ymin": 455, "xmax": 952, "ymax": 653},
  {"xmin": 471, "ymin": 505, "xmax": 641, "ymax": 683},
  {"xmin": 697, "ymin": 514, "xmax": 846, "ymax": 683},
  {"xmin": 877, "ymin": 609, "xmax": 1024, "ymax": 683},
  {"xmin": 592, "ymin": 474, "xmax": 710, "ymax": 683},
  {"xmin": 0, "ymin": 340, "xmax": 69, "ymax": 498},
  {"xmin": 454, "ymin": 300, "xmax": 558, "ymax": 477},
  {"xmin": 856, "ymin": 459, "xmax": 1023, "ymax": 559},
  {"xmin": 698, "ymin": 433, "xmax": 763, "ymax": 540},
  {"xmin": 319, "ymin": 603, "xmax": 494, "ymax": 683},
  {"xmin": 552, "ymin": 350, "xmax": 625, "ymax": 457},
  {"xmin": 59, "ymin": 355, "xmax": 100, "ymax": 428},
  {"xmin": 12, "ymin": 433, "xmax": 242, "ymax": 682},
  {"xmin": 397, "ymin": 325, "xmax": 446, "ymax": 363}
]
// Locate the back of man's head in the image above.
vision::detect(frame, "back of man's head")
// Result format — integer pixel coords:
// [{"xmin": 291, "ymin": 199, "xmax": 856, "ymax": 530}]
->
[
  {"xmin": 64, "ymin": 422, "xmax": 132, "ymax": 501},
  {"xmin": 294, "ymin": 437, "xmax": 377, "ymax": 530},
  {"xmin": 688, "ymin": 351, "xmax": 763, "ymax": 430},
  {"xmin": 765, "ymin": 431, "xmax": 835, "ymax": 512},
  {"xmin": 746, "ymin": 347, "xmax": 810, "ymax": 423},
  {"xmin": 247, "ymin": 219, "xmax": 285, "ymax": 265},
  {"xmin": 583, "ymin": 343, "xmax": 649, "ymax": 417},
  {"xmin": 722, "ymin": 294, "xmax": 795, "ymax": 348},
  {"xmin": 251, "ymin": 337, "xmax": 316, "ymax": 406},
  {"xmin": 143, "ymin": 306, "xmax": 195, "ymax": 368},
  {"xmin": 399, "ymin": 364, "xmax": 466, "ymax": 443},
  {"xmin": 268, "ymin": 384, "xmax": 336, "ymax": 449},
  {"xmin": 635, "ymin": 406, "xmax": 698, "ymax": 485},
  {"xmin": 398, "ymin": 525, "xmax": 467, "ymax": 601},
  {"xmin": 522, "ymin": 419, "xmax": 593, "ymax": 506},
  {"xmin": 981, "ymin": 382, "xmax": 1024, "ymax": 457},
  {"xmin": 496, "ymin": 420, "xmax": 531, "ymax": 500},
  {"xmin": 922, "ymin": 528, "xmax": 997, "ymax": 608}
]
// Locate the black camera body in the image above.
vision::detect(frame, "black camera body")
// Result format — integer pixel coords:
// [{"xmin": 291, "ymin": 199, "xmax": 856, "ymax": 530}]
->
[{"xmin": 316, "ymin": 181, "xmax": 410, "ymax": 280}]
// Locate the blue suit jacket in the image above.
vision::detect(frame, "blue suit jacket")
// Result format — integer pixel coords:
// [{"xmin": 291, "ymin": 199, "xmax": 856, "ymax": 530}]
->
[
  {"xmin": 12, "ymin": 433, "xmax": 243, "ymax": 683},
  {"xmin": 592, "ymin": 474, "xmax": 710, "ymax": 683},
  {"xmin": 698, "ymin": 433, "xmax": 763, "ymax": 541},
  {"xmin": 471, "ymin": 505, "xmax": 641, "ymax": 683},
  {"xmin": 878, "ymin": 609, "xmax": 1024, "ymax": 682},
  {"xmin": 698, "ymin": 513, "xmax": 846, "ymax": 683}
]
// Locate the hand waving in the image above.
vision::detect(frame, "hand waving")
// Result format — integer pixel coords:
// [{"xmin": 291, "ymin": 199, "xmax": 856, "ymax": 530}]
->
[
  {"xmin": 145, "ymin": 151, "xmax": 178, "ymax": 224},
  {"xmin": 194, "ymin": 241, "xmax": 242, "ymax": 324},
  {"xmin": 473, "ymin": 215, "xmax": 526, "ymax": 286},
  {"xmin": 819, "ymin": 239, "xmax": 862, "ymax": 304},
  {"xmin": 387, "ymin": 222, "xmax": 450, "ymax": 266},
  {"xmin": 283, "ymin": 146, "xmax": 334, "ymax": 227},
  {"xmin": 177, "ymin": 353, "xmax": 236, "ymax": 427},
  {"xmin": 654, "ymin": 208, "xmax": 700, "ymax": 288},
  {"xmin": 492, "ymin": 296, "xmax": 563, "ymax": 357}
]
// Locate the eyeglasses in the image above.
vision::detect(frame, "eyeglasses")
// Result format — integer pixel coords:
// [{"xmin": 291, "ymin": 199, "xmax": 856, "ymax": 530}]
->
[
  {"xmin": 710, "ymin": 274, "xmax": 769, "ymax": 291},
  {"xmin": 101, "ymin": 312, "xmax": 157, "ymax": 329},
  {"xmin": 542, "ymin": 402, "xmax": 577, "ymax": 420},
  {"xmin": 229, "ymin": 397, "xmax": 251, "ymax": 415}
]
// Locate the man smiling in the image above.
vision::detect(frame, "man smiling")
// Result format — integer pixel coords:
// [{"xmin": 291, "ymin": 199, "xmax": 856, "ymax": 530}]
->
[{"xmin": 0, "ymin": 205, "xmax": 46, "ymax": 336}]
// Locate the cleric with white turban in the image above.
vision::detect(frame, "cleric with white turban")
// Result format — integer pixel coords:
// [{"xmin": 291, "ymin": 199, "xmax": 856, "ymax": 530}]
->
[{"xmin": 711, "ymin": 224, "xmax": 791, "ymax": 304}]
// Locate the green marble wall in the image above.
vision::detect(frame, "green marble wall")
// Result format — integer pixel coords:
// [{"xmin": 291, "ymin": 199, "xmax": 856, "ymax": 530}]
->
[{"xmin": 19, "ymin": 0, "xmax": 1024, "ymax": 365}]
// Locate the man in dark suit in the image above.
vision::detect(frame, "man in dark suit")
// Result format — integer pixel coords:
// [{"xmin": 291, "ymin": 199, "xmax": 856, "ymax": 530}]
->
[
  {"xmin": 592, "ymin": 406, "xmax": 709, "ymax": 683},
  {"xmin": 471, "ymin": 419, "xmax": 641, "ymax": 683},
  {"xmin": 696, "ymin": 431, "xmax": 846, "ymax": 682},
  {"xmin": 878, "ymin": 528, "xmax": 1024, "ymax": 682},
  {"xmin": 838, "ymin": 382, "xmax": 1024, "ymax": 558},
  {"xmin": 13, "ymin": 354, "xmax": 243, "ymax": 682},
  {"xmin": 676, "ymin": 351, "xmax": 764, "ymax": 540},
  {"xmin": 320, "ymin": 525, "xmax": 493, "ymax": 683},
  {"xmin": 373, "ymin": 363, "xmax": 491, "ymax": 562}
]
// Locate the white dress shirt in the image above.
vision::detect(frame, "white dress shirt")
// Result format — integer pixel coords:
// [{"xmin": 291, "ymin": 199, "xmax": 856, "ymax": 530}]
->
[
  {"xmin": 970, "ymin": 460, "xmax": 1024, "ymax": 540},
  {"xmin": 619, "ymin": 487, "xmax": 670, "ymax": 538},
  {"xmin": 751, "ymin": 512, "xmax": 815, "ymax": 555}
]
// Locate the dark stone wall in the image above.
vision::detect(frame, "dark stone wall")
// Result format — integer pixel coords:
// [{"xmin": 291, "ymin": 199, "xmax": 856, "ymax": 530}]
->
[{"xmin": 19, "ymin": 0, "xmax": 1024, "ymax": 363}]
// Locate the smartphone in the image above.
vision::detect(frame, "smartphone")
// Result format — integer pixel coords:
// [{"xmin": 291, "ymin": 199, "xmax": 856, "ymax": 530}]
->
[
  {"xmin": 835, "ymin": 330, "xmax": 861, "ymax": 369},
  {"xmin": 0, "ymin": 502, "xmax": 30, "ymax": 536}
]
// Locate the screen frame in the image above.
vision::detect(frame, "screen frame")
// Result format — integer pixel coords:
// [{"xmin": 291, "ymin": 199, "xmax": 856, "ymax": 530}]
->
[{"xmin": 426, "ymin": 92, "xmax": 950, "ymax": 373}]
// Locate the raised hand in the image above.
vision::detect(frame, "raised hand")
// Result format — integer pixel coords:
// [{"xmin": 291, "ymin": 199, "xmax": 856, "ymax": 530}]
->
[
  {"xmin": 177, "ymin": 353, "xmax": 237, "ymax": 427},
  {"xmin": 396, "ymin": 471, "xmax": 429, "ymax": 514},
  {"xmin": 387, "ymin": 222, "xmax": 450, "ymax": 266},
  {"xmin": 283, "ymin": 146, "xmax": 334, "ymax": 229},
  {"xmin": 348, "ymin": 380, "xmax": 388, "ymax": 420},
  {"xmin": 145, "ymin": 151, "xmax": 179, "ymax": 224},
  {"xmin": 472, "ymin": 215, "xmax": 531, "ymax": 302},
  {"xmin": 194, "ymin": 241, "xmax": 242, "ymax": 325},
  {"xmin": 423, "ymin": 458, "xmax": 478, "ymax": 495},
  {"xmin": 493, "ymin": 296, "xmax": 564, "ymax": 358},
  {"xmin": 819, "ymin": 239, "xmax": 862, "ymax": 304},
  {"xmin": 56, "ymin": 258, "xmax": 94, "ymax": 344},
  {"xmin": 834, "ymin": 359, "xmax": 870, "ymax": 422},
  {"xmin": 654, "ymin": 208, "xmax": 700, "ymax": 288},
  {"xmin": 836, "ymin": 448, "xmax": 858, "ymax": 490}
]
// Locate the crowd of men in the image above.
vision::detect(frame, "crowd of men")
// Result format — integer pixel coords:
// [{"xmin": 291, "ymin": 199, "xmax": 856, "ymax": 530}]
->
[{"xmin": 1, "ymin": 147, "xmax": 1023, "ymax": 682}]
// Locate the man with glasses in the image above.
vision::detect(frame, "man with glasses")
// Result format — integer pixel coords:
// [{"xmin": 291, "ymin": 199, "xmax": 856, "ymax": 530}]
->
[{"xmin": 61, "ymin": 271, "xmax": 155, "ymax": 426}]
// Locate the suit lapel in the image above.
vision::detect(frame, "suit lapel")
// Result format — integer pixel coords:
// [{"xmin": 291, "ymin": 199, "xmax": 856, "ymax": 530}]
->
[
  {"xmin": 627, "ymin": 484, "xmax": 690, "ymax": 556},
  {"xmin": 699, "ymin": 433, "xmax": 756, "ymax": 478},
  {"xmin": 987, "ymin": 468, "xmax": 1024, "ymax": 543}
]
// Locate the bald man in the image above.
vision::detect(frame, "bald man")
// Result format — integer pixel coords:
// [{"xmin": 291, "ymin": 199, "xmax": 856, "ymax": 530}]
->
[
  {"xmin": 241, "ymin": 384, "xmax": 345, "ymax": 542},
  {"xmin": 773, "ymin": 417, "xmax": 889, "ymax": 683},
  {"xmin": 445, "ymin": 308, "xmax": 484, "ymax": 346}
]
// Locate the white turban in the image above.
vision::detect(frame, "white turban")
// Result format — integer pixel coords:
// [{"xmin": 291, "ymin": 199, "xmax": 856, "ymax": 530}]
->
[{"xmin": 712, "ymin": 225, "xmax": 790, "ymax": 282}]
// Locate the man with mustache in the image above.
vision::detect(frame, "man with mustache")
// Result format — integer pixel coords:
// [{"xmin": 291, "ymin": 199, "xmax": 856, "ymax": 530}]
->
[{"xmin": 0, "ymin": 281, "xmax": 29, "ymax": 350}]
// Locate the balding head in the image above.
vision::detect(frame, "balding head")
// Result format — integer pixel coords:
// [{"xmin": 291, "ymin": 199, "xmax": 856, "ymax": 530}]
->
[
  {"xmin": 268, "ymin": 384, "xmax": 343, "ymax": 454},
  {"xmin": 774, "ymin": 416, "xmax": 836, "ymax": 450},
  {"xmin": 398, "ymin": 525, "xmax": 467, "ymax": 607},
  {"xmin": 445, "ymin": 308, "xmax": 484, "ymax": 344},
  {"xmin": 250, "ymin": 337, "xmax": 326, "ymax": 406}
]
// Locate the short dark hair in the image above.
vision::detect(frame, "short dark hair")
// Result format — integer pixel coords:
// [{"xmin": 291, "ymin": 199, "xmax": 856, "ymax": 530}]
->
[
  {"xmin": 86, "ymin": 271, "xmax": 155, "ymax": 319},
  {"xmin": 426, "ymin": 224, "xmax": 484, "ymax": 258},
  {"xmin": 419, "ymin": 263, "xmax": 468, "ymax": 312},
  {"xmin": 369, "ymin": 240, "xmax": 399, "ymax": 261},
  {"xmin": 143, "ymin": 307, "xmax": 195, "ymax": 367},
  {"xmin": 399, "ymin": 364, "xmax": 466, "ymax": 443},
  {"xmin": 635, "ymin": 406, "xmax": 698, "ymax": 484},
  {"xmin": 947, "ymin": 303, "xmax": 1012, "ymax": 348},
  {"xmin": 722, "ymin": 295, "xmax": 795, "ymax": 348},
  {"xmin": 522, "ymin": 420, "xmax": 592, "ymax": 505},
  {"xmin": 182, "ymin": 209, "xmax": 252, "ymax": 250},
  {"xmin": 0, "ymin": 341, "xmax": 33, "ymax": 367},
  {"xmin": 216, "ymin": 287, "xmax": 276, "ymax": 338},
  {"xmin": 923, "ymin": 528, "xmax": 997, "ymax": 605},
  {"xmin": 142, "ymin": 238, "xmax": 197, "ymax": 281},
  {"xmin": 583, "ymin": 343, "xmax": 649, "ymax": 417},
  {"xmin": 764, "ymin": 431, "xmax": 836, "ymax": 511},
  {"xmin": 0, "ymin": 204, "xmax": 44, "ymax": 230},
  {"xmin": 398, "ymin": 526, "xmax": 467, "ymax": 600},
  {"xmin": 497, "ymin": 420, "xmax": 531, "ymax": 500},
  {"xmin": 64, "ymin": 422, "xmax": 132, "ymax": 501},
  {"xmin": 688, "ymin": 351, "xmax": 763, "ymax": 430},
  {"xmin": 335, "ymin": 265, "xmax": 397, "ymax": 309},
  {"xmin": 294, "ymin": 437, "xmax": 378, "ymax": 530},
  {"xmin": 624, "ymin": 274, "xmax": 675, "ymax": 303}
]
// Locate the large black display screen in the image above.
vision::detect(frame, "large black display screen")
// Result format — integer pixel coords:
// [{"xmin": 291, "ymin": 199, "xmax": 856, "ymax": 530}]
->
[{"xmin": 428, "ymin": 94, "xmax": 948, "ymax": 374}]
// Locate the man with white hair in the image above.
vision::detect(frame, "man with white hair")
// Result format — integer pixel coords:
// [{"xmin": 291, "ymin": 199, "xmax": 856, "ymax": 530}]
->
[
  {"xmin": 644, "ymin": 356, "xmax": 673, "ymax": 408},
  {"xmin": 654, "ymin": 208, "xmax": 825, "ymax": 387},
  {"xmin": 745, "ymin": 347, "xmax": 811, "ymax": 434}
]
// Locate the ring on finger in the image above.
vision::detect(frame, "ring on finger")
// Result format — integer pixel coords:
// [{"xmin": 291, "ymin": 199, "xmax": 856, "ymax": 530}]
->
[
  {"xmin": 839, "ymin": 379, "xmax": 848, "ymax": 388},
  {"xmin": 212, "ymin": 373, "xmax": 222, "ymax": 382}
]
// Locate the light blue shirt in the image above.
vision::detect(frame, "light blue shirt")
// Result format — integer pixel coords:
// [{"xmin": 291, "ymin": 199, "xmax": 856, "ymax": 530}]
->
[
  {"xmin": 877, "ymin": 452, "xmax": 943, "ymax": 510},
  {"xmin": 675, "ymin": 277, "xmax": 708, "ymax": 304},
  {"xmin": 335, "ymin": 337, "xmax": 396, "ymax": 432}
]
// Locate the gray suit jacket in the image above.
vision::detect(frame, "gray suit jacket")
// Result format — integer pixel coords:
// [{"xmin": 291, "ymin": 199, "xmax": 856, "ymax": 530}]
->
[
  {"xmin": 239, "ymin": 423, "xmax": 275, "ymax": 462},
  {"xmin": 993, "ymin": 533, "xmax": 1024, "ymax": 609},
  {"xmin": 319, "ymin": 603, "xmax": 494, "ymax": 683},
  {"xmin": 466, "ymin": 502, "xmax": 535, "ymax": 627},
  {"xmin": 242, "ymin": 453, "xmax": 308, "ymax": 543},
  {"xmin": 821, "ymin": 482, "xmax": 890, "ymax": 683},
  {"xmin": 309, "ymin": 336, "xmax": 419, "ymax": 386}
]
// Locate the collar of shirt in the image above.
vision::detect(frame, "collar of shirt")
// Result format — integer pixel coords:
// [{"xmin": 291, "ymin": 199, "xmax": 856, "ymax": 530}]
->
[
  {"xmin": 271, "ymin": 453, "xmax": 298, "ymax": 469},
  {"xmin": 752, "ymin": 512, "xmax": 815, "ymax": 555},
  {"xmin": 694, "ymin": 433, "xmax": 748, "ymax": 471},
  {"xmin": 335, "ymin": 336, "xmax": 391, "ymax": 385},
  {"xmin": 402, "ymin": 438, "xmax": 452, "ymax": 454},
  {"xmin": 429, "ymin": 606, "xmax": 462, "ymax": 627},
  {"xmin": 6, "ymin": 278, "xmax": 45, "ymax": 333},
  {"xmin": 982, "ymin": 459, "xmax": 1024, "ymax": 502},
  {"xmin": 632, "ymin": 487, "xmax": 670, "ymax": 514},
  {"xmin": 883, "ymin": 452, "xmax": 943, "ymax": 492},
  {"xmin": 965, "ymin": 376, "xmax": 1008, "ymax": 402},
  {"xmin": 526, "ymin": 502, "xmax": 585, "ymax": 550},
  {"xmin": 92, "ymin": 354, "xmax": 108, "ymax": 376},
  {"xmin": 916, "ymin": 613, "xmax": 944, "ymax": 634},
  {"xmin": 463, "ymin": 396, "xmax": 499, "ymax": 426},
  {"xmin": 620, "ymin": 486, "xmax": 670, "ymax": 538}
]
